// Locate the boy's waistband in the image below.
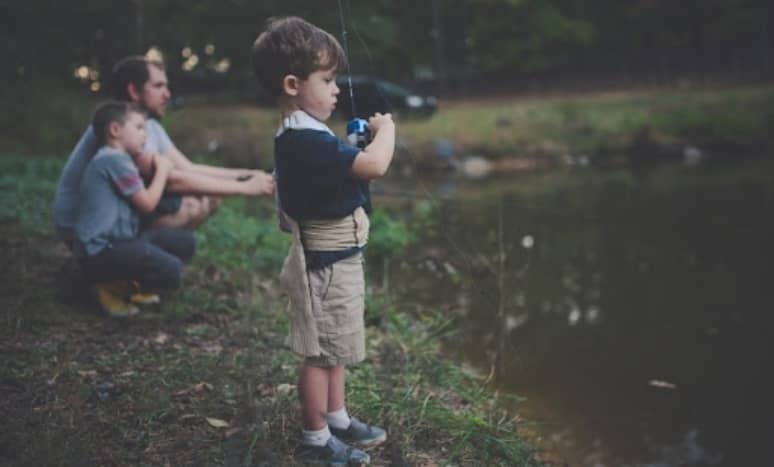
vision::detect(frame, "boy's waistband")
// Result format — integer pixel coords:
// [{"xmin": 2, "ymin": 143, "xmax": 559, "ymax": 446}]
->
[{"xmin": 299, "ymin": 206, "xmax": 369, "ymax": 251}]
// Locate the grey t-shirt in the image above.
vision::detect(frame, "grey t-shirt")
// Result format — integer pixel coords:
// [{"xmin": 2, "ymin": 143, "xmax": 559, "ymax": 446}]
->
[
  {"xmin": 53, "ymin": 118, "xmax": 174, "ymax": 243},
  {"xmin": 75, "ymin": 146, "xmax": 145, "ymax": 257}
]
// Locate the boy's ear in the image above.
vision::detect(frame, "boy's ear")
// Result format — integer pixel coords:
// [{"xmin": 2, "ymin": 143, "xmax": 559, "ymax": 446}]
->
[
  {"xmin": 107, "ymin": 121, "xmax": 122, "ymax": 140},
  {"xmin": 127, "ymin": 82, "xmax": 141, "ymax": 102},
  {"xmin": 282, "ymin": 74, "xmax": 300, "ymax": 96}
]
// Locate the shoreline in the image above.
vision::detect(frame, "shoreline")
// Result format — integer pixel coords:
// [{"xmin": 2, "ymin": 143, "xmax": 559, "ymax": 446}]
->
[{"xmin": 0, "ymin": 155, "xmax": 542, "ymax": 466}]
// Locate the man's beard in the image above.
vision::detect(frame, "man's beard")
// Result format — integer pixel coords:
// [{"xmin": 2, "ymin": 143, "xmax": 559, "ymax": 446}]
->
[{"xmin": 144, "ymin": 107, "xmax": 163, "ymax": 120}]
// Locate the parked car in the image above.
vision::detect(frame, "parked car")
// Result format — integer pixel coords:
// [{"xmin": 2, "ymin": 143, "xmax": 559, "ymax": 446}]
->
[{"xmin": 335, "ymin": 75, "xmax": 437, "ymax": 120}]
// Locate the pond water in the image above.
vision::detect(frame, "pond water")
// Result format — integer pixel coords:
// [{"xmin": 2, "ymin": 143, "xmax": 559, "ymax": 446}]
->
[{"xmin": 378, "ymin": 160, "xmax": 774, "ymax": 467}]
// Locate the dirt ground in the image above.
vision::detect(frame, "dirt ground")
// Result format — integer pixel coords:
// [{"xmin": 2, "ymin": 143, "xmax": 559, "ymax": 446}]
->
[{"xmin": 0, "ymin": 224, "xmax": 421, "ymax": 466}]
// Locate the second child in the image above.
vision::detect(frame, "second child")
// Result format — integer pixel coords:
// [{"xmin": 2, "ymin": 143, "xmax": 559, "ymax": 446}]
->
[
  {"xmin": 252, "ymin": 16, "xmax": 396, "ymax": 466},
  {"xmin": 76, "ymin": 101, "xmax": 196, "ymax": 317}
]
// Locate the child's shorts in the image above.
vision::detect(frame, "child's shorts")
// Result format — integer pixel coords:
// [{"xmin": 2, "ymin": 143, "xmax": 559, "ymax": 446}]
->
[{"xmin": 305, "ymin": 253, "xmax": 366, "ymax": 367}]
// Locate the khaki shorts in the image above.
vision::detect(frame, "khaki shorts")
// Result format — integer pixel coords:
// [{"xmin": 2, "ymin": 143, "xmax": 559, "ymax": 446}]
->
[{"xmin": 305, "ymin": 253, "xmax": 366, "ymax": 367}]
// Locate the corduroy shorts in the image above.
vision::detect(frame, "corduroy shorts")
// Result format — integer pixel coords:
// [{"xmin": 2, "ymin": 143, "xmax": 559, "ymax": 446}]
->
[{"xmin": 304, "ymin": 253, "xmax": 366, "ymax": 367}]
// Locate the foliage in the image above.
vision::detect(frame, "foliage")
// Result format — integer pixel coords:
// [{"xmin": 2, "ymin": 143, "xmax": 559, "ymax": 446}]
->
[
  {"xmin": 348, "ymin": 301, "xmax": 538, "ymax": 465},
  {"xmin": 195, "ymin": 197, "xmax": 289, "ymax": 273},
  {"xmin": 0, "ymin": 155, "xmax": 542, "ymax": 467},
  {"xmin": 366, "ymin": 207, "xmax": 414, "ymax": 260},
  {"xmin": 2, "ymin": 0, "xmax": 771, "ymax": 100},
  {"xmin": 0, "ymin": 83, "xmax": 96, "ymax": 156},
  {"xmin": 0, "ymin": 155, "xmax": 61, "ymax": 232}
]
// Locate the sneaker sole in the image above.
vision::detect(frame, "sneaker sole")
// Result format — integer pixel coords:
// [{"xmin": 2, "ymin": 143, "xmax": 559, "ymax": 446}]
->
[
  {"xmin": 353, "ymin": 434, "xmax": 386, "ymax": 449},
  {"xmin": 297, "ymin": 456, "xmax": 370, "ymax": 466},
  {"xmin": 330, "ymin": 430, "xmax": 386, "ymax": 449},
  {"xmin": 129, "ymin": 293, "xmax": 161, "ymax": 305}
]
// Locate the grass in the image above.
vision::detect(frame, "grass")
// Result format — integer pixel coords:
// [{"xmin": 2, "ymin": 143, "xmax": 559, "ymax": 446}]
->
[
  {"xmin": 397, "ymin": 83, "xmax": 774, "ymax": 157},
  {"xmin": 155, "ymin": 83, "xmax": 774, "ymax": 171},
  {"xmin": 0, "ymin": 155, "xmax": 541, "ymax": 466},
  {"xmin": 3, "ymin": 83, "xmax": 769, "ymax": 465},
  {"xmin": 3, "ymin": 82, "xmax": 771, "ymax": 169}
]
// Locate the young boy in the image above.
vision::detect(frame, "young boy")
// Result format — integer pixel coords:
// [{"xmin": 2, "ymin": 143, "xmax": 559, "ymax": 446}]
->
[
  {"xmin": 75, "ymin": 101, "xmax": 196, "ymax": 317},
  {"xmin": 252, "ymin": 16, "xmax": 395, "ymax": 465}
]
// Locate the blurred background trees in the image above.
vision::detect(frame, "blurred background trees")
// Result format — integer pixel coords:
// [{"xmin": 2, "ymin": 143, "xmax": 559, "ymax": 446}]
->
[{"xmin": 2, "ymin": 0, "xmax": 771, "ymax": 97}]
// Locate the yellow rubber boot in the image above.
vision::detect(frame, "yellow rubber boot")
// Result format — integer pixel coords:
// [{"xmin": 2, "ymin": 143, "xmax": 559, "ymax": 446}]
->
[
  {"xmin": 129, "ymin": 281, "xmax": 161, "ymax": 305},
  {"xmin": 93, "ymin": 281, "xmax": 140, "ymax": 317}
]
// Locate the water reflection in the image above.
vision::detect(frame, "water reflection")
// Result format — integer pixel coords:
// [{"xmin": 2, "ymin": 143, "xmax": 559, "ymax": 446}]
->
[{"xmin": 384, "ymin": 163, "xmax": 774, "ymax": 466}]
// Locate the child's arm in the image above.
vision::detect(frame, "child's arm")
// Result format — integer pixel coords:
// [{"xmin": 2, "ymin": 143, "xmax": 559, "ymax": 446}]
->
[
  {"xmin": 351, "ymin": 113, "xmax": 395, "ymax": 180},
  {"xmin": 129, "ymin": 154, "xmax": 173, "ymax": 214}
]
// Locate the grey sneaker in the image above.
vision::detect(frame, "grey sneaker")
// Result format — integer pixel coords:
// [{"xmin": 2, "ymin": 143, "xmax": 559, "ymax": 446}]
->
[
  {"xmin": 330, "ymin": 417, "xmax": 387, "ymax": 448},
  {"xmin": 296, "ymin": 435, "xmax": 370, "ymax": 466}
]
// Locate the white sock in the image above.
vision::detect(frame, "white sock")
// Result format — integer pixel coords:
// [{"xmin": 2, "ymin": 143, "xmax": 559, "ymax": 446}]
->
[
  {"xmin": 325, "ymin": 406, "xmax": 351, "ymax": 430},
  {"xmin": 302, "ymin": 425, "xmax": 331, "ymax": 447}
]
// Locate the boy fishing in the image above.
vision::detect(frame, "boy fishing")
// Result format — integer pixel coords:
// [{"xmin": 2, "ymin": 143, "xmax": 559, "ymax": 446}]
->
[{"xmin": 252, "ymin": 16, "xmax": 395, "ymax": 465}]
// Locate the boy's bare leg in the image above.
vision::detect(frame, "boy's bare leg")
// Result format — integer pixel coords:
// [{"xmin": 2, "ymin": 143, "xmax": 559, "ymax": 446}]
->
[
  {"xmin": 151, "ymin": 195, "xmax": 221, "ymax": 230},
  {"xmin": 299, "ymin": 362, "xmax": 330, "ymax": 430},
  {"xmin": 327, "ymin": 365, "xmax": 346, "ymax": 413}
]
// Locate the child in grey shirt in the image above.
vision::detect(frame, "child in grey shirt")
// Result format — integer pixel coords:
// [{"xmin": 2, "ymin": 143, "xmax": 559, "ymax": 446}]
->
[{"xmin": 76, "ymin": 101, "xmax": 195, "ymax": 317}]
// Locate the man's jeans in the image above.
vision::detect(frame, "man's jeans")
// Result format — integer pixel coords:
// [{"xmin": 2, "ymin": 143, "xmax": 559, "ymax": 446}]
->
[{"xmin": 80, "ymin": 228, "xmax": 195, "ymax": 290}]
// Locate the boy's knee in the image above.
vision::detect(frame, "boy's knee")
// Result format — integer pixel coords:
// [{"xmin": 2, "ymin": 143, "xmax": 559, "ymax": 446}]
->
[
  {"xmin": 159, "ymin": 256, "xmax": 185, "ymax": 289},
  {"xmin": 177, "ymin": 231, "xmax": 197, "ymax": 263}
]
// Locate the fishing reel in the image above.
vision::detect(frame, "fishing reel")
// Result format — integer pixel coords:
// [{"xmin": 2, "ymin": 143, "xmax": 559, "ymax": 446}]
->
[{"xmin": 346, "ymin": 118, "xmax": 370, "ymax": 149}]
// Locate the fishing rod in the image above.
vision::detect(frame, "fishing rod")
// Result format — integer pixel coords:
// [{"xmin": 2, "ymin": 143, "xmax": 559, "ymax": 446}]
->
[
  {"xmin": 336, "ymin": 0, "xmax": 356, "ymax": 119},
  {"xmin": 336, "ymin": 0, "xmax": 370, "ymax": 149},
  {"xmin": 332, "ymin": 2, "xmax": 544, "ymax": 349},
  {"xmin": 335, "ymin": 4, "xmax": 600, "ymax": 220}
]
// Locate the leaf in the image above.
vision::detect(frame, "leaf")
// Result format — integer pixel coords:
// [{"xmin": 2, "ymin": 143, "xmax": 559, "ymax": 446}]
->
[
  {"xmin": 153, "ymin": 332, "xmax": 170, "ymax": 345},
  {"xmin": 648, "ymin": 379, "xmax": 677, "ymax": 389},
  {"xmin": 256, "ymin": 383, "xmax": 274, "ymax": 397},
  {"xmin": 206, "ymin": 417, "xmax": 230, "ymax": 428},
  {"xmin": 174, "ymin": 382, "xmax": 213, "ymax": 397}
]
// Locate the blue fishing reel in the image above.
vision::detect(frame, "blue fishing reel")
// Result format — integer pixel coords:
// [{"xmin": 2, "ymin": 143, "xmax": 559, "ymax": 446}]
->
[{"xmin": 346, "ymin": 118, "xmax": 370, "ymax": 149}]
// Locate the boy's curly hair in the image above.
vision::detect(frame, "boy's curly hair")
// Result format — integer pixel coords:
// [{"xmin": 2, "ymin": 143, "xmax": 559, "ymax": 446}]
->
[{"xmin": 251, "ymin": 16, "xmax": 347, "ymax": 97}]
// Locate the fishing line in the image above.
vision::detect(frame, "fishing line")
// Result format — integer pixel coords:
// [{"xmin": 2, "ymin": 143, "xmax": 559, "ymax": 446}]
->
[
  {"xmin": 338, "ymin": 1, "xmax": 594, "ymax": 214},
  {"xmin": 335, "ymin": 2, "xmax": 613, "ymax": 386},
  {"xmin": 337, "ymin": 0, "xmax": 502, "ymax": 279},
  {"xmin": 336, "ymin": 0, "xmax": 357, "ymax": 118},
  {"xmin": 334, "ymin": 1, "xmax": 588, "ymax": 328}
]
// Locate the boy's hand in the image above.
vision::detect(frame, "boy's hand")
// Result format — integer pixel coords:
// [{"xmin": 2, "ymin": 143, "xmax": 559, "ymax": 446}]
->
[
  {"xmin": 367, "ymin": 112, "xmax": 394, "ymax": 134},
  {"xmin": 241, "ymin": 170, "xmax": 275, "ymax": 195},
  {"xmin": 153, "ymin": 154, "xmax": 173, "ymax": 176},
  {"xmin": 135, "ymin": 152, "xmax": 155, "ymax": 178}
]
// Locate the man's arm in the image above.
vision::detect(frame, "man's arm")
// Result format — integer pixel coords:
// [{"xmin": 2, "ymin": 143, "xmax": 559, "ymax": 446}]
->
[
  {"xmin": 351, "ymin": 113, "xmax": 396, "ymax": 180},
  {"xmin": 165, "ymin": 167, "xmax": 274, "ymax": 196},
  {"xmin": 164, "ymin": 146, "xmax": 260, "ymax": 179}
]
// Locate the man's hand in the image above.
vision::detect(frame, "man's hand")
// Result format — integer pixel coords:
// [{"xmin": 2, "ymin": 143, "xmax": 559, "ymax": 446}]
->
[
  {"xmin": 240, "ymin": 170, "xmax": 274, "ymax": 195},
  {"xmin": 235, "ymin": 169, "xmax": 266, "ymax": 180}
]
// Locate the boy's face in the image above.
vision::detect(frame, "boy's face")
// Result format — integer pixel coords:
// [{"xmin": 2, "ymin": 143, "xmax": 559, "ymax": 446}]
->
[
  {"xmin": 295, "ymin": 68, "xmax": 340, "ymax": 121},
  {"xmin": 114, "ymin": 111, "xmax": 147, "ymax": 156}
]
